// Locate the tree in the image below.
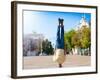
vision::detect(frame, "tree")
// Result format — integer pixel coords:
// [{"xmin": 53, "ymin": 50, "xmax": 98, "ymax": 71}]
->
[
  {"xmin": 64, "ymin": 29, "xmax": 76, "ymax": 52},
  {"xmin": 42, "ymin": 39, "xmax": 54, "ymax": 55},
  {"xmin": 80, "ymin": 26, "xmax": 91, "ymax": 48},
  {"xmin": 64, "ymin": 25, "xmax": 91, "ymax": 55}
]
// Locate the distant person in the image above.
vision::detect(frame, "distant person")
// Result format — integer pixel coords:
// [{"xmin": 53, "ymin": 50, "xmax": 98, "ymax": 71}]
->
[{"xmin": 53, "ymin": 18, "xmax": 66, "ymax": 68}]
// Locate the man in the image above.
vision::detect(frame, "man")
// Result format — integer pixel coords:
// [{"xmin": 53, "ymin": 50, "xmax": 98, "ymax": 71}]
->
[{"xmin": 53, "ymin": 18, "xmax": 66, "ymax": 68}]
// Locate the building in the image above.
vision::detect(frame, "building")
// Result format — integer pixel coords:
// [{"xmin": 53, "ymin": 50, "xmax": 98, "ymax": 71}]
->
[{"xmin": 23, "ymin": 33, "xmax": 44, "ymax": 56}]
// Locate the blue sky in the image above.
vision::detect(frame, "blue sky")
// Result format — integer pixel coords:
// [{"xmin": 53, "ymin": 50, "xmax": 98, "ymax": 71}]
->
[{"xmin": 23, "ymin": 10, "xmax": 91, "ymax": 47}]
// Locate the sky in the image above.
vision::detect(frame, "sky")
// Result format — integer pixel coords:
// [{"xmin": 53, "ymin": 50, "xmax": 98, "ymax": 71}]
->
[{"xmin": 23, "ymin": 10, "xmax": 91, "ymax": 47}]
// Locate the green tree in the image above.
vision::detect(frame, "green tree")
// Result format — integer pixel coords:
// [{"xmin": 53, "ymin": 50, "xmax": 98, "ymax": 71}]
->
[
  {"xmin": 42, "ymin": 39, "xmax": 54, "ymax": 55},
  {"xmin": 64, "ymin": 26, "xmax": 91, "ymax": 55},
  {"xmin": 64, "ymin": 29, "xmax": 76, "ymax": 51},
  {"xmin": 80, "ymin": 26, "xmax": 91, "ymax": 49}
]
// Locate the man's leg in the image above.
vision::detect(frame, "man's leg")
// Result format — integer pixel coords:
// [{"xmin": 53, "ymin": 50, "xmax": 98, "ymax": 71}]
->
[
  {"xmin": 61, "ymin": 25, "xmax": 64, "ymax": 49},
  {"xmin": 56, "ymin": 25, "xmax": 61, "ymax": 48}
]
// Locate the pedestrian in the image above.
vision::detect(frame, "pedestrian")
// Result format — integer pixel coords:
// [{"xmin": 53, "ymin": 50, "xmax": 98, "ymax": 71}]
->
[{"xmin": 53, "ymin": 18, "xmax": 66, "ymax": 68}]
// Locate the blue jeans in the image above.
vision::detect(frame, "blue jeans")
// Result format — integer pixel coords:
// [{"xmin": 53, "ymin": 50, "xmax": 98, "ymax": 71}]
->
[{"xmin": 56, "ymin": 25, "xmax": 64, "ymax": 49}]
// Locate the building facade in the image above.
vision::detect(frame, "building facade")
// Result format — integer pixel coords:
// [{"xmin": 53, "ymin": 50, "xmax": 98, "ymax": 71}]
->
[{"xmin": 23, "ymin": 33, "xmax": 44, "ymax": 56}]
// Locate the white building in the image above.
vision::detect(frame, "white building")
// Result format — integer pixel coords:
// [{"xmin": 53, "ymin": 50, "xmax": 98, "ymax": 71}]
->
[{"xmin": 23, "ymin": 33, "xmax": 44, "ymax": 56}]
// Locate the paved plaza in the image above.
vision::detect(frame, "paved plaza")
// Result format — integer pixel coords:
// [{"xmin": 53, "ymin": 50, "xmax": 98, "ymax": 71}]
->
[{"xmin": 23, "ymin": 55, "xmax": 91, "ymax": 69}]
